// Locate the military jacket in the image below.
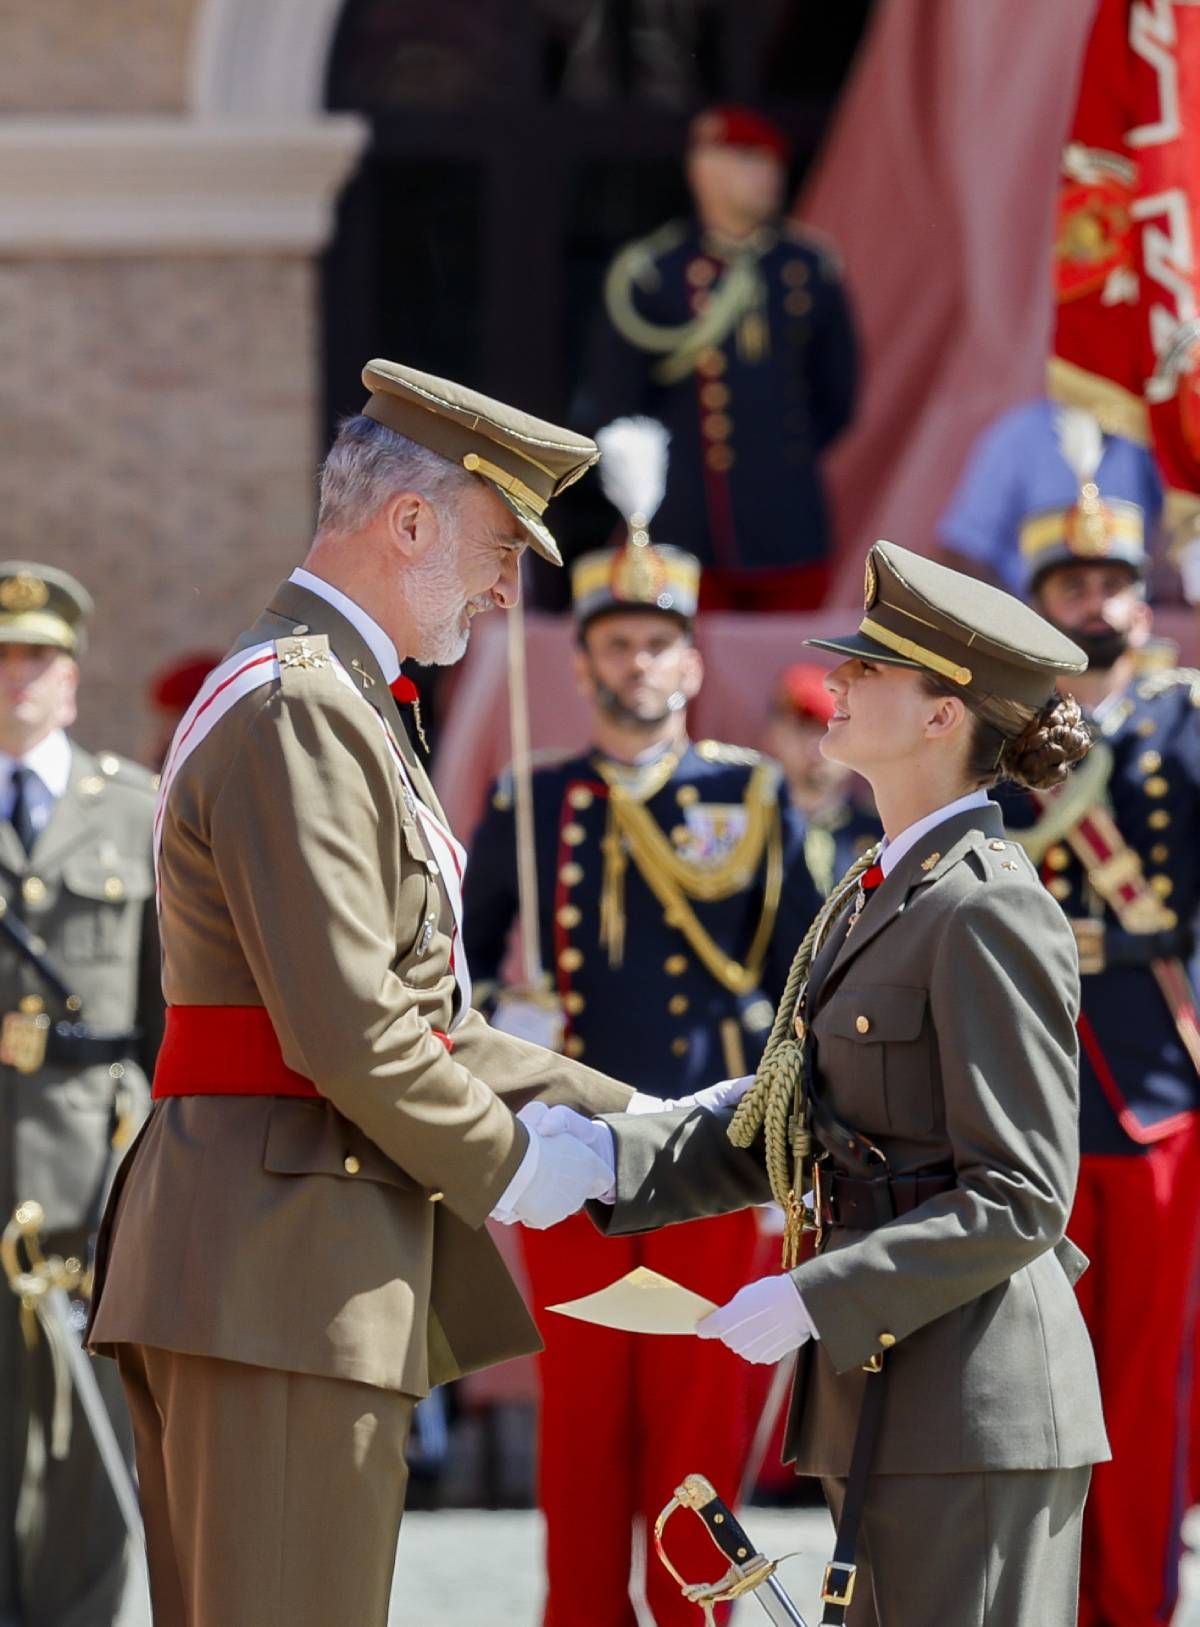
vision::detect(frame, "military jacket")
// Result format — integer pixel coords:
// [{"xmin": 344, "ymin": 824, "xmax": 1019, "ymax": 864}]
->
[
  {"xmin": 592, "ymin": 804, "xmax": 1109, "ymax": 1478},
  {"xmin": 88, "ymin": 581, "xmax": 632, "ymax": 1399},
  {"xmin": 999, "ymin": 667, "xmax": 1200, "ymax": 1154},
  {"xmin": 575, "ymin": 217, "xmax": 857, "ymax": 572},
  {"xmin": 465, "ymin": 743, "xmax": 822, "ymax": 1096},
  {"xmin": 0, "ymin": 745, "xmax": 161, "ymax": 1243}
]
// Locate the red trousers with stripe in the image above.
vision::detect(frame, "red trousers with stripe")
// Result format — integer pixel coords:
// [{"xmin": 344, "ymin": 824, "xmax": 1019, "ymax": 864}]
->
[
  {"xmin": 521, "ymin": 1208, "xmax": 761, "ymax": 1627},
  {"xmin": 1071, "ymin": 1120, "xmax": 1200, "ymax": 1627}
]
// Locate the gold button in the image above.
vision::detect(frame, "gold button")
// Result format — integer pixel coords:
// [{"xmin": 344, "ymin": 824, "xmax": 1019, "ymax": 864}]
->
[
  {"xmin": 664, "ymin": 955, "xmax": 688, "ymax": 976},
  {"xmin": 1140, "ymin": 750, "xmax": 1163, "ymax": 773},
  {"xmin": 1150, "ymin": 843, "xmax": 1170, "ymax": 863},
  {"xmin": 1148, "ymin": 810, "xmax": 1171, "ymax": 830},
  {"xmin": 1138, "ymin": 718, "xmax": 1157, "ymax": 736},
  {"xmin": 703, "ymin": 413, "xmax": 732, "ymax": 441},
  {"xmin": 988, "ymin": 840, "xmax": 1007, "ymax": 852},
  {"xmin": 677, "ymin": 785, "xmax": 699, "ymax": 806},
  {"xmin": 1045, "ymin": 845, "xmax": 1070, "ymax": 871},
  {"xmin": 103, "ymin": 876, "xmax": 125, "ymax": 901},
  {"xmin": 668, "ymin": 994, "xmax": 689, "ymax": 1016},
  {"xmin": 1048, "ymin": 877, "xmax": 1072, "ymax": 900},
  {"xmin": 1162, "ymin": 908, "xmax": 1179, "ymax": 928},
  {"xmin": 565, "ymin": 1035, "xmax": 585, "ymax": 1058},
  {"xmin": 855, "ymin": 1015, "xmax": 870, "ymax": 1035},
  {"xmin": 343, "ymin": 1155, "xmax": 361, "ymax": 1175},
  {"xmin": 428, "ymin": 1190, "xmax": 444, "ymax": 1203},
  {"xmin": 568, "ymin": 786, "xmax": 594, "ymax": 810},
  {"xmin": 556, "ymin": 904, "xmax": 581, "ymax": 929},
  {"xmin": 425, "ymin": 858, "xmax": 440, "ymax": 876},
  {"xmin": 99, "ymin": 753, "xmax": 120, "ymax": 776},
  {"xmin": 1151, "ymin": 874, "xmax": 1174, "ymax": 898},
  {"xmin": 66, "ymin": 994, "xmax": 82, "ymax": 1012},
  {"xmin": 701, "ymin": 382, "xmax": 730, "ymax": 409},
  {"xmin": 878, "ymin": 1332, "xmax": 897, "ymax": 1349},
  {"xmin": 559, "ymin": 947, "xmax": 583, "ymax": 972},
  {"xmin": 785, "ymin": 289, "xmax": 812, "ymax": 316},
  {"xmin": 563, "ymin": 991, "xmax": 586, "ymax": 1015},
  {"xmin": 670, "ymin": 824, "xmax": 690, "ymax": 845},
  {"xmin": 705, "ymin": 445, "xmax": 735, "ymax": 472},
  {"xmin": 783, "ymin": 260, "xmax": 809, "ymax": 287},
  {"xmin": 560, "ymin": 862, "xmax": 584, "ymax": 886},
  {"xmin": 109, "ymin": 1062, "xmax": 125, "ymax": 1080},
  {"xmin": 491, "ymin": 790, "xmax": 512, "ymax": 811},
  {"xmin": 21, "ymin": 877, "xmax": 45, "ymax": 906},
  {"xmin": 696, "ymin": 347, "xmax": 726, "ymax": 377},
  {"xmin": 671, "ymin": 1037, "xmax": 689, "ymax": 1057},
  {"xmin": 562, "ymin": 823, "xmax": 586, "ymax": 846},
  {"xmin": 1144, "ymin": 775, "xmax": 1169, "ymax": 798},
  {"xmin": 79, "ymin": 775, "xmax": 104, "ymax": 797}
]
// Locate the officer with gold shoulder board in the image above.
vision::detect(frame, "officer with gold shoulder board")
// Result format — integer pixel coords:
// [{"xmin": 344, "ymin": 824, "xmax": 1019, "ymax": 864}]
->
[
  {"xmin": 999, "ymin": 483, "xmax": 1200, "ymax": 1627},
  {"xmin": 465, "ymin": 483, "xmax": 821, "ymax": 1624},
  {"xmin": 0, "ymin": 563, "xmax": 161, "ymax": 1627}
]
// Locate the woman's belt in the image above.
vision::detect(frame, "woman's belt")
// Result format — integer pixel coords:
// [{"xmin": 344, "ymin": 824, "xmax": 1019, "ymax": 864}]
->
[
  {"xmin": 817, "ymin": 1166, "xmax": 956, "ymax": 1231},
  {"xmin": 152, "ymin": 1006, "xmax": 453, "ymax": 1100}
]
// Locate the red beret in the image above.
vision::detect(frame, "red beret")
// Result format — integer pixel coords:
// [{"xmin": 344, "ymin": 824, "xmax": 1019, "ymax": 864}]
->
[
  {"xmin": 688, "ymin": 105, "xmax": 792, "ymax": 166},
  {"xmin": 150, "ymin": 653, "xmax": 221, "ymax": 711},
  {"xmin": 774, "ymin": 663, "xmax": 835, "ymax": 724}
]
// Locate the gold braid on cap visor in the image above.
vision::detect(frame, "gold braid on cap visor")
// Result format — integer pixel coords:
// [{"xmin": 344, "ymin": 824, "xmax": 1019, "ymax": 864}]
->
[
  {"xmin": 858, "ymin": 616, "xmax": 972, "ymax": 687},
  {"xmin": 462, "ymin": 452, "xmax": 549, "ymax": 514}
]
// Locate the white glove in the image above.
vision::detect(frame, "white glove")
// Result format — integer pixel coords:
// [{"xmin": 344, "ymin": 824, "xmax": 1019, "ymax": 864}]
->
[
  {"xmin": 696, "ymin": 1274, "xmax": 818, "ymax": 1365},
  {"xmin": 627, "ymin": 1075, "xmax": 756, "ymax": 1115},
  {"xmin": 490, "ymin": 1102, "xmax": 615, "ymax": 1228}
]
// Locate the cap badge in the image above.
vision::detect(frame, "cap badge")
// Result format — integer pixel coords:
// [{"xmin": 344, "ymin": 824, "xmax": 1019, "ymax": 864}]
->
[
  {"xmin": 0, "ymin": 574, "xmax": 49, "ymax": 613},
  {"xmin": 863, "ymin": 554, "xmax": 879, "ymax": 610},
  {"xmin": 611, "ymin": 542, "xmax": 666, "ymax": 604}
]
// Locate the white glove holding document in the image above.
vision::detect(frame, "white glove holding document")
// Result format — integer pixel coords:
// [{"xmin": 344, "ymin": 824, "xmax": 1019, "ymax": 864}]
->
[
  {"xmin": 490, "ymin": 1102, "xmax": 616, "ymax": 1228},
  {"xmin": 696, "ymin": 1274, "xmax": 818, "ymax": 1365},
  {"xmin": 626, "ymin": 1074, "xmax": 756, "ymax": 1116}
]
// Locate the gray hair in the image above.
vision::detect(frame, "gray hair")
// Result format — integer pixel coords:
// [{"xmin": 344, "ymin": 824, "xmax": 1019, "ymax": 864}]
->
[{"xmin": 316, "ymin": 415, "xmax": 478, "ymax": 535}]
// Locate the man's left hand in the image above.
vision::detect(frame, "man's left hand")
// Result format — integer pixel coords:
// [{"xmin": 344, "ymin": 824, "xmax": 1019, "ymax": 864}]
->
[{"xmin": 696, "ymin": 1274, "xmax": 818, "ymax": 1364}]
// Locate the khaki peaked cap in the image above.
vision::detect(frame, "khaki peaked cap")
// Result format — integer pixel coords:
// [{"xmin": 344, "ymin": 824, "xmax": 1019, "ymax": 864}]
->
[
  {"xmin": 807, "ymin": 540, "xmax": 1087, "ymax": 725},
  {"xmin": 361, "ymin": 360, "xmax": 599, "ymax": 566},
  {"xmin": 0, "ymin": 560, "xmax": 93, "ymax": 655}
]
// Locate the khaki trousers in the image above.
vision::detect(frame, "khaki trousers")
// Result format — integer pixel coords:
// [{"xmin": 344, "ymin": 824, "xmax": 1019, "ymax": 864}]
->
[
  {"xmin": 116, "ymin": 1345, "xmax": 414, "ymax": 1627},
  {"xmin": 822, "ymin": 1467, "xmax": 1091, "ymax": 1626}
]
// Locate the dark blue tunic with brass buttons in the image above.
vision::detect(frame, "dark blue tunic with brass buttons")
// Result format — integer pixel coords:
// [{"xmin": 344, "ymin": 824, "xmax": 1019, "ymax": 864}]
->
[
  {"xmin": 464, "ymin": 742, "xmax": 822, "ymax": 1098},
  {"xmin": 574, "ymin": 218, "xmax": 858, "ymax": 574},
  {"xmin": 999, "ymin": 668, "xmax": 1200, "ymax": 1155}
]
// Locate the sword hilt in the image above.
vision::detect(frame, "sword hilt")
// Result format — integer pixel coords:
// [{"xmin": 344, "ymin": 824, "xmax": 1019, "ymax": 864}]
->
[
  {"xmin": 2, "ymin": 1201, "xmax": 87, "ymax": 1301},
  {"xmin": 654, "ymin": 1473, "xmax": 780, "ymax": 1616}
]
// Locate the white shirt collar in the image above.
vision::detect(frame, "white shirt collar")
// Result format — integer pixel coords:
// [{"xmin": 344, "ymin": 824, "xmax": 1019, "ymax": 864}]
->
[
  {"xmin": 879, "ymin": 787, "xmax": 991, "ymax": 877},
  {"xmin": 0, "ymin": 730, "xmax": 72, "ymax": 801},
  {"xmin": 289, "ymin": 568, "xmax": 401, "ymax": 684}
]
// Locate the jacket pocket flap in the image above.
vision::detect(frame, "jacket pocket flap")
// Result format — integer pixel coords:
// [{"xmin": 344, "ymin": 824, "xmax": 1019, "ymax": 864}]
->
[
  {"xmin": 62, "ymin": 856, "xmax": 154, "ymax": 903},
  {"xmin": 823, "ymin": 985, "xmax": 928, "ymax": 1043},
  {"xmin": 263, "ymin": 1102, "xmax": 419, "ymax": 1191}
]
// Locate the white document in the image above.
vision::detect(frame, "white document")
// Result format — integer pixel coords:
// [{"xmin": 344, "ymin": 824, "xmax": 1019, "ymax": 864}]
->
[{"xmin": 547, "ymin": 1266, "xmax": 717, "ymax": 1335}]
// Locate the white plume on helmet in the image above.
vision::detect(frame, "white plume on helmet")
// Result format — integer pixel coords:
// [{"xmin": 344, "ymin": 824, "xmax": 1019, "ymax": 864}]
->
[
  {"xmin": 596, "ymin": 417, "xmax": 671, "ymax": 531},
  {"xmin": 1055, "ymin": 406, "xmax": 1104, "ymax": 488}
]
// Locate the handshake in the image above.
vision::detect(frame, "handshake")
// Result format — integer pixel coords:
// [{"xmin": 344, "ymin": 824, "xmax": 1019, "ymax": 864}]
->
[{"xmin": 489, "ymin": 1074, "xmax": 755, "ymax": 1231}]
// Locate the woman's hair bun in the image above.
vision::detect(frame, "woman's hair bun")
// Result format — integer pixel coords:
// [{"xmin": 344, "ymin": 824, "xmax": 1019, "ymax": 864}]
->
[{"xmin": 1000, "ymin": 694, "xmax": 1092, "ymax": 791}]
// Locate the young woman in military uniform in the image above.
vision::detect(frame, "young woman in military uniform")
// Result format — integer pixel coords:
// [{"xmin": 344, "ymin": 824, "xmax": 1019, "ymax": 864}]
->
[{"xmin": 547, "ymin": 540, "xmax": 1111, "ymax": 1625}]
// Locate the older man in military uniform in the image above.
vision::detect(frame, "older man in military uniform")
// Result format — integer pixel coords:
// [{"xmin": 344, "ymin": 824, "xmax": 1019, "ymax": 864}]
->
[
  {"xmin": 575, "ymin": 105, "xmax": 858, "ymax": 611},
  {"xmin": 1000, "ymin": 492, "xmax": 1200, "ymax": 1627},
  {"xmin": 465, "ymin": 541, "xmax": 821, "ymax": 1625},
  {"xmin": 86, "ymin": 363, "xmax": 638, "ymax": 1627},
  {"xmin": 0, "ymin": 564, "xmax": 161, "ymax": 1627}
]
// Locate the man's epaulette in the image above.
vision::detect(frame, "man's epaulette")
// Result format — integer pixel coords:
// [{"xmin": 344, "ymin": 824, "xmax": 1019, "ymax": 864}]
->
[
  {"xmin": 610, "ymin": 220, "xmax": 690, "ymax": 293},
  {"xmin": 88, "ymin": 751, "xmax": 157, "ymax": 797},
  {"xmin": 782, "ymin": 218, "xmax": 844, "ymax": 277},
  {"xmin": 275, "ymin": 633, "xmax": 333, "ymax": 688},
  {"xmin": 1134, "ymin": 667, "xmax": 1200, "ymax": 706},
  {"xmin": 492, "ymin": 747, "xmax": 578, "ymax": 810},
  {"xmin": 694, "ymin": 739, "xmax": 762, "ymax": 767}
]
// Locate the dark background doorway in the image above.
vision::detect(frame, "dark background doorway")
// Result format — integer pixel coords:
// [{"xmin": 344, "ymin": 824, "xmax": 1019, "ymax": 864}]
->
[{"xmin": 323, "ymin": 0, "xmax": 876, "ymax": 602}]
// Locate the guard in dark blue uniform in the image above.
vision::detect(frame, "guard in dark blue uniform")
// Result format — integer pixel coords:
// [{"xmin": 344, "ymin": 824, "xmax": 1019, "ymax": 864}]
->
[
  {"xmin": 998, "ymin": 485, "xmax": 1200, "ymax": 1627},
  {"xmin": 574, "ymin": 105, "xmax": 858, "ymax": 611},
  {"xmin": 464, "ymin": 541, "xmax": 821, "ymax": 1627}
]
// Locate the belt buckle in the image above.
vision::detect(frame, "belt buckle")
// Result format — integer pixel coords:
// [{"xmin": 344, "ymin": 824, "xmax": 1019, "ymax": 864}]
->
[
  {"xmin": 821, "ymin": 1561, "xmax": 857, "ymax": 1607},
  {"xmin": 0, "ymin": 998, "xmax": 50, "ymax": 1075}
]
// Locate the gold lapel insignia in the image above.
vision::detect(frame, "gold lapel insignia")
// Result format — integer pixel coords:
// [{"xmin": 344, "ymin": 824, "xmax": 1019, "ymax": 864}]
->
[
  {"xmin": 920, "ymin": 851, "xmax": 940, "ymax": 872},
  {"xmin": 350, "ymin": 658, "xmax": 376, "ymax": 690}
]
